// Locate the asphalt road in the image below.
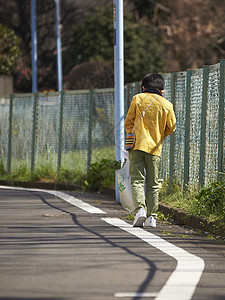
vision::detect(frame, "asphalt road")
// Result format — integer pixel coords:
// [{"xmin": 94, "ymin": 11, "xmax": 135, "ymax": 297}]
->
[{"xmin": 0, "ymin": 186, "xmax": 225, "ymax": 300}]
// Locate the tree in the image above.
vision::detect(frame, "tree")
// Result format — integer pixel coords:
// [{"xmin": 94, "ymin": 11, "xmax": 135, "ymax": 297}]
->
[
  {"xmin": 126, "ymin": 0, "xmax": 225, "ymax": 71},
  {"xmin": 66, "ymin": 61, "xmax": 114, "ymax": 90},
  {"xmin": 64, "ymin": 6, "xmax": 166, "ymax": 87},
  {"xmin": 125, "ymin": 0, "xmax": 156, "ymax": 20},
  {"xmin": 0, "ymin": 24, "xmax": 21, "ymax": 75},
  {"xmin": 63, "ymin": 7, "xmax": 114, "ymax": 75},
  {"xmin": 124, "ymin": 18, "xmax": 165, "ymax": 82},
  {"xmin": 1, "ymin": 0, "xmax": 225, "ymax": 92},
  {"xmin": 153, "ymin": 0, "xmax": 225, "ymax": 71},
  {"xmin": 0, "ymin": 0, "xmax": 83, "ymax": 92}
]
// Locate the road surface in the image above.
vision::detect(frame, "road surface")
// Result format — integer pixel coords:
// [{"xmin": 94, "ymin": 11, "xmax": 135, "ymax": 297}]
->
[{"xmin": 0, "ymin": 186, "xmax": 225, "ymax": 300}]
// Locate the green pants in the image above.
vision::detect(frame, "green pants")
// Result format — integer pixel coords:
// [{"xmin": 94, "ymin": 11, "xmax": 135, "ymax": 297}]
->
[{"xmin": 129, "ymin": 150, "xmax": 160, "ymax": 218}]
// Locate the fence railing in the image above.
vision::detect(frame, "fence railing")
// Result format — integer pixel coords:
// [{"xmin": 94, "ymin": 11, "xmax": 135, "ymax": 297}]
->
[{"xmin": 0, "ymin": 61, "xmax": 224, "ymax": 188}]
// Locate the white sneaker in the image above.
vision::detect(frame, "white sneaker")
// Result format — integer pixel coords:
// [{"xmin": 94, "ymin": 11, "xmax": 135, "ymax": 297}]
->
[
  {"xmin": 144, "ymin": 216, "xmax": 156, "ymax": 227},
  {"xmin": 133, "ymin": 207, "xmax": 146, "ymax": 227}
]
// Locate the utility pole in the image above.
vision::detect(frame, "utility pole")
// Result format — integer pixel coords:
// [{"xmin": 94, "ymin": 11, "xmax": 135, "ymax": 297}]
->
[
  {"xmin": 114, "ymin": 0, "xmax": 124, "ymax": 202},
  {"xmin": 55, "ymin": 0, "xmax": 63, "ymax": 91},
  {"xmin": 31, "ymin": 0, "xmax": 37, "ymax": 93}
]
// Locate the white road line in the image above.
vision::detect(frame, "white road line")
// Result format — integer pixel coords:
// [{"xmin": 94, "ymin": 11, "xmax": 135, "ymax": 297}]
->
[
  {"xmin": 0, "ymin": 185, "xmax": 106, "ymax": 214},
  {"xmin": 114, "ymin": 292, "xmax": 158, "ymax": 298},
  {"xmin": 102, "ymin": 218, "xmax": 205, "ymax": 300}
]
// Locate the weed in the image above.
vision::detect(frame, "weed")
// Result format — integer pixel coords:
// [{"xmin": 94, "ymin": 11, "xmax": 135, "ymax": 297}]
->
[
  {"xmin": 157, "ymin": 211, "xmax": 166, "ymax": 221},
  {"xmin": 0, "ymin": 159, "xmax": 6, "ymax": 175},
  {"xmin": 57, "ymin": 167, "xmax": 83, "ymax": 185},
  {"xmin": 161, "ymin": 230, "xmax": 173, "ymax": 236},
  {"xmin": 125, "ymin": 214, "xmax": 135, "ymax": 221},
  {"xmin": 195, "ymin": 181, "xmax": 225, "ymax": 216},
  {"xmin": 11, "ymin": 164, "xmax": 31, "ymax": 182},
  {"xmin": 31, "ymin": 163, "xmax": 56, "ymax": 182},
  {"xmin": 159, "ymin": 178, "xmax": 225, "ymax": 231},
  {"xmin": 83, "ymin": 159, "xmax": 121, "ymax": 191}
]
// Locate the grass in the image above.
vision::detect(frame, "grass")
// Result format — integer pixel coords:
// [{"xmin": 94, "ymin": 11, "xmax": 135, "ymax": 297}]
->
[
  {"xmin": 7, "ymin": 146, "xmax": 115, "ymax": 175},
  {"xmin": 0, "ymin": 162, "xmax": 58, "ymax": 183},
  {"xmin": 159, "ymin": 179, "xmax": 225, "ymax": 234},
  {"xmin": 0, "ymin": 152, "xmax": 120, "ymax": 192}
]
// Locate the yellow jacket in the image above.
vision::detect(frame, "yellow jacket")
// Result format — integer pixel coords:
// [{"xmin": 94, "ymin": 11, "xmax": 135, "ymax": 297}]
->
[{"xmin": 125, "ymin": 92, "xmax": 176, "ymax": 156}]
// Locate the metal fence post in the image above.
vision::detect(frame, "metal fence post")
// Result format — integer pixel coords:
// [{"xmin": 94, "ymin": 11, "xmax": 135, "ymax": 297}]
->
[
  {"xmin": 183, "ymin": 70, "xmax": 192, "ymax": 190},
  {"xmin": 199, "ymin": 66, "xmax": 209, "ymax": 187},
  {"xmin": 169, "ymin": 72, "xmax": 176, "ymax": 185},
  {"xmin": 57, "ymin": 91, "xmax": 64, "ymax": 174},
  {"xmin": 124, "ymin": 85, "xmax": 127, "ymax": 114},
  {"xmin": 134, "ymin": 81, "xmax": 139, "ymax": 94},
  {"xmin": 125, "ymin": 83, "xmax": 132, "ymax": 114},
  {"xmin": 87, "ymin": 89, "xmax": 93, "ymax": 172},
  {"xmin": 7, "ymin": 94, "xmax": 14, "ymax": 173},
  {"xmin": 218, "ymin": 60, "xmax": 225, "ymax": 181},
  {"xmin": 31, "ymin": 93, "xmax": 38, "ymax": 172}
]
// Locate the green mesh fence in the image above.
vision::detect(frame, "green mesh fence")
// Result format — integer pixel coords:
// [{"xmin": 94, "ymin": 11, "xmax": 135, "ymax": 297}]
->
[
  {"xmin": 160, "ymin": 73, "xmax": 171, "ymax": 179},
  {"xmin": 205, "ymin": 65, "xmax": 220, "ymax": 184},
  {"xmin": 35, "ymin": 92, "xmax": 61, "ymax": 170},
  {"xmin": 189, "ymin": 69, "xmax": 203, "ymax": 186},
  {"xmin": 0, "ymin": 61, "xmax": 224, "ymax": 188},
  {"xmin": 91, "ymin": 89, "xmax": 115, "ymax": 162},
  {"xmin": 11, "ymin": 94, "xmax": 34, "ymax": 170},
  {"xmin": 173, "ymin": 71, "xmax": 186, "ymax": 183},
  {"xmin": 61, "ymin": 90, "xmax": 90, "ymax": 174},
  {"xmin": 0, "ymin": 96, "xmax": 10, "ymax": 167}
]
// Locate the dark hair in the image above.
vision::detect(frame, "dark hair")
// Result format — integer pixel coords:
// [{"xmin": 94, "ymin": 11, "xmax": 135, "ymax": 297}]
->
[{"xmin": 141, "ymin": 73, "xmax": 164, "ymax": 90}]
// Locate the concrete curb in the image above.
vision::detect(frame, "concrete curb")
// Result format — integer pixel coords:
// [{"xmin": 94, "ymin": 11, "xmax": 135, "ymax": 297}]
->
[
  {"xmin": 0, "ymin": 180, "xmax": 80, "ymax": 191},
  {"xmin": 158, "ymin": 203, "xmax": 224, "ymax": 237}
]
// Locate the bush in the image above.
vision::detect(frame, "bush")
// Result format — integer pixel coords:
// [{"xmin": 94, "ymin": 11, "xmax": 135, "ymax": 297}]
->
[
  {"xmin": 30, "ymin": 163, "xmax": 56, "ymax": 182},
  {"xmin": 66, "ymin": 61, "xmax": 114, "ymax": 90},
  {"xmin": 57, "ymin": 167, "xmax": 83, "ymax": 185},
  {"xmin": 159, "ymin": 178, "xmax": 225, "ymax": 224},
  {"xmin": 196, "ymin": 181, "xmax": 225, "ymax": 217},
  {"xmin": 83, "ymin": 159, "xmax": 121, "ymax": 191},
  {"xmin": 10, "ymin": 164, "xmax": 31, "ymax": 182}
]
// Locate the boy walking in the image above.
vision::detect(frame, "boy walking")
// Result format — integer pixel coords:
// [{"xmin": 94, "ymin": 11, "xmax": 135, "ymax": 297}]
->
[{"xmin": 125, "ymin": 73, "xmax": 176, "ymax": 227}]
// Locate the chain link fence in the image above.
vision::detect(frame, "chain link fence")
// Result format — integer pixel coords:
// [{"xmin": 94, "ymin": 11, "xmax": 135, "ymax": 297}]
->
[{"xmin": 0, "ymin": 61, "xmax": 224, "ymax": 188}]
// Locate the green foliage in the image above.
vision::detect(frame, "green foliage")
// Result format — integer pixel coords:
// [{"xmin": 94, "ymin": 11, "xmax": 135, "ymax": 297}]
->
[
  {"xmin": 0, "ymin": 163, "xmax": 83, "ymax": 186},
  {"xmin": 7, "ymin": 164, "xmax": 31, "ymax": 182},
  {"xmin": 195, "ymin": 181, "xmax": 225, "ymax": 216},
  {"xmin": 0, "ymin": 24, "xmax": 21, "ymax": 75},
  {"xmin": 0, "ymin": 159, "xmax": 6, "ymax": 176},
  {"xmin": 64, "ymin": 7, "xmax": 114, "ymax": 75},
  {"xmin": 159, "ymin": 179, "xmax": 225, "ymax": 224},
  {"xmin": 64, "ymin": 6, "xmax": 166, "ymax": 84},
  {"xmin": 157, "ymin": 211, "xmax": 166, "ymax": 221},
  {"xmin": 159, "ymin": 180, "xmax": 185, "ymax": 209},
  {"xmin": 129, "ymin": 0, "xmax": 155, "ymax": 20},
  {"xmin": 125, "ymin": 214, "xmax": 135, "ymax": 221},
  {"xmin": 124, "ymin": 19, "xmax": 166, "ymax": 82},
  {"xmin": 57, "ymin": 167, "xmax": 83, "ymax": 185},
  {"xmin": 0, "ymin": 158, "xmax": 121, "ymax": 192},
  {"xmin": 30, "ymin": 163, "xmax": 56, "ymax": 182},
  {"xmin": 83, "ymin": 159, "xmax": 121, "ymax": 191}
]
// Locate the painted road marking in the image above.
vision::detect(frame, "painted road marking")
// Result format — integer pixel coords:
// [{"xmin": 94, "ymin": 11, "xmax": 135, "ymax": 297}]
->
[
  {"xmin": 102, "ymin": 218, "xmax": 205, "ymax": 300},
  {"xmin": 0, "ymin": 185, "xmax": 106, "ymax": 214},
  {"xmin": 114, "ymin": 292, "xmax": 158, "ymax": 298}
]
